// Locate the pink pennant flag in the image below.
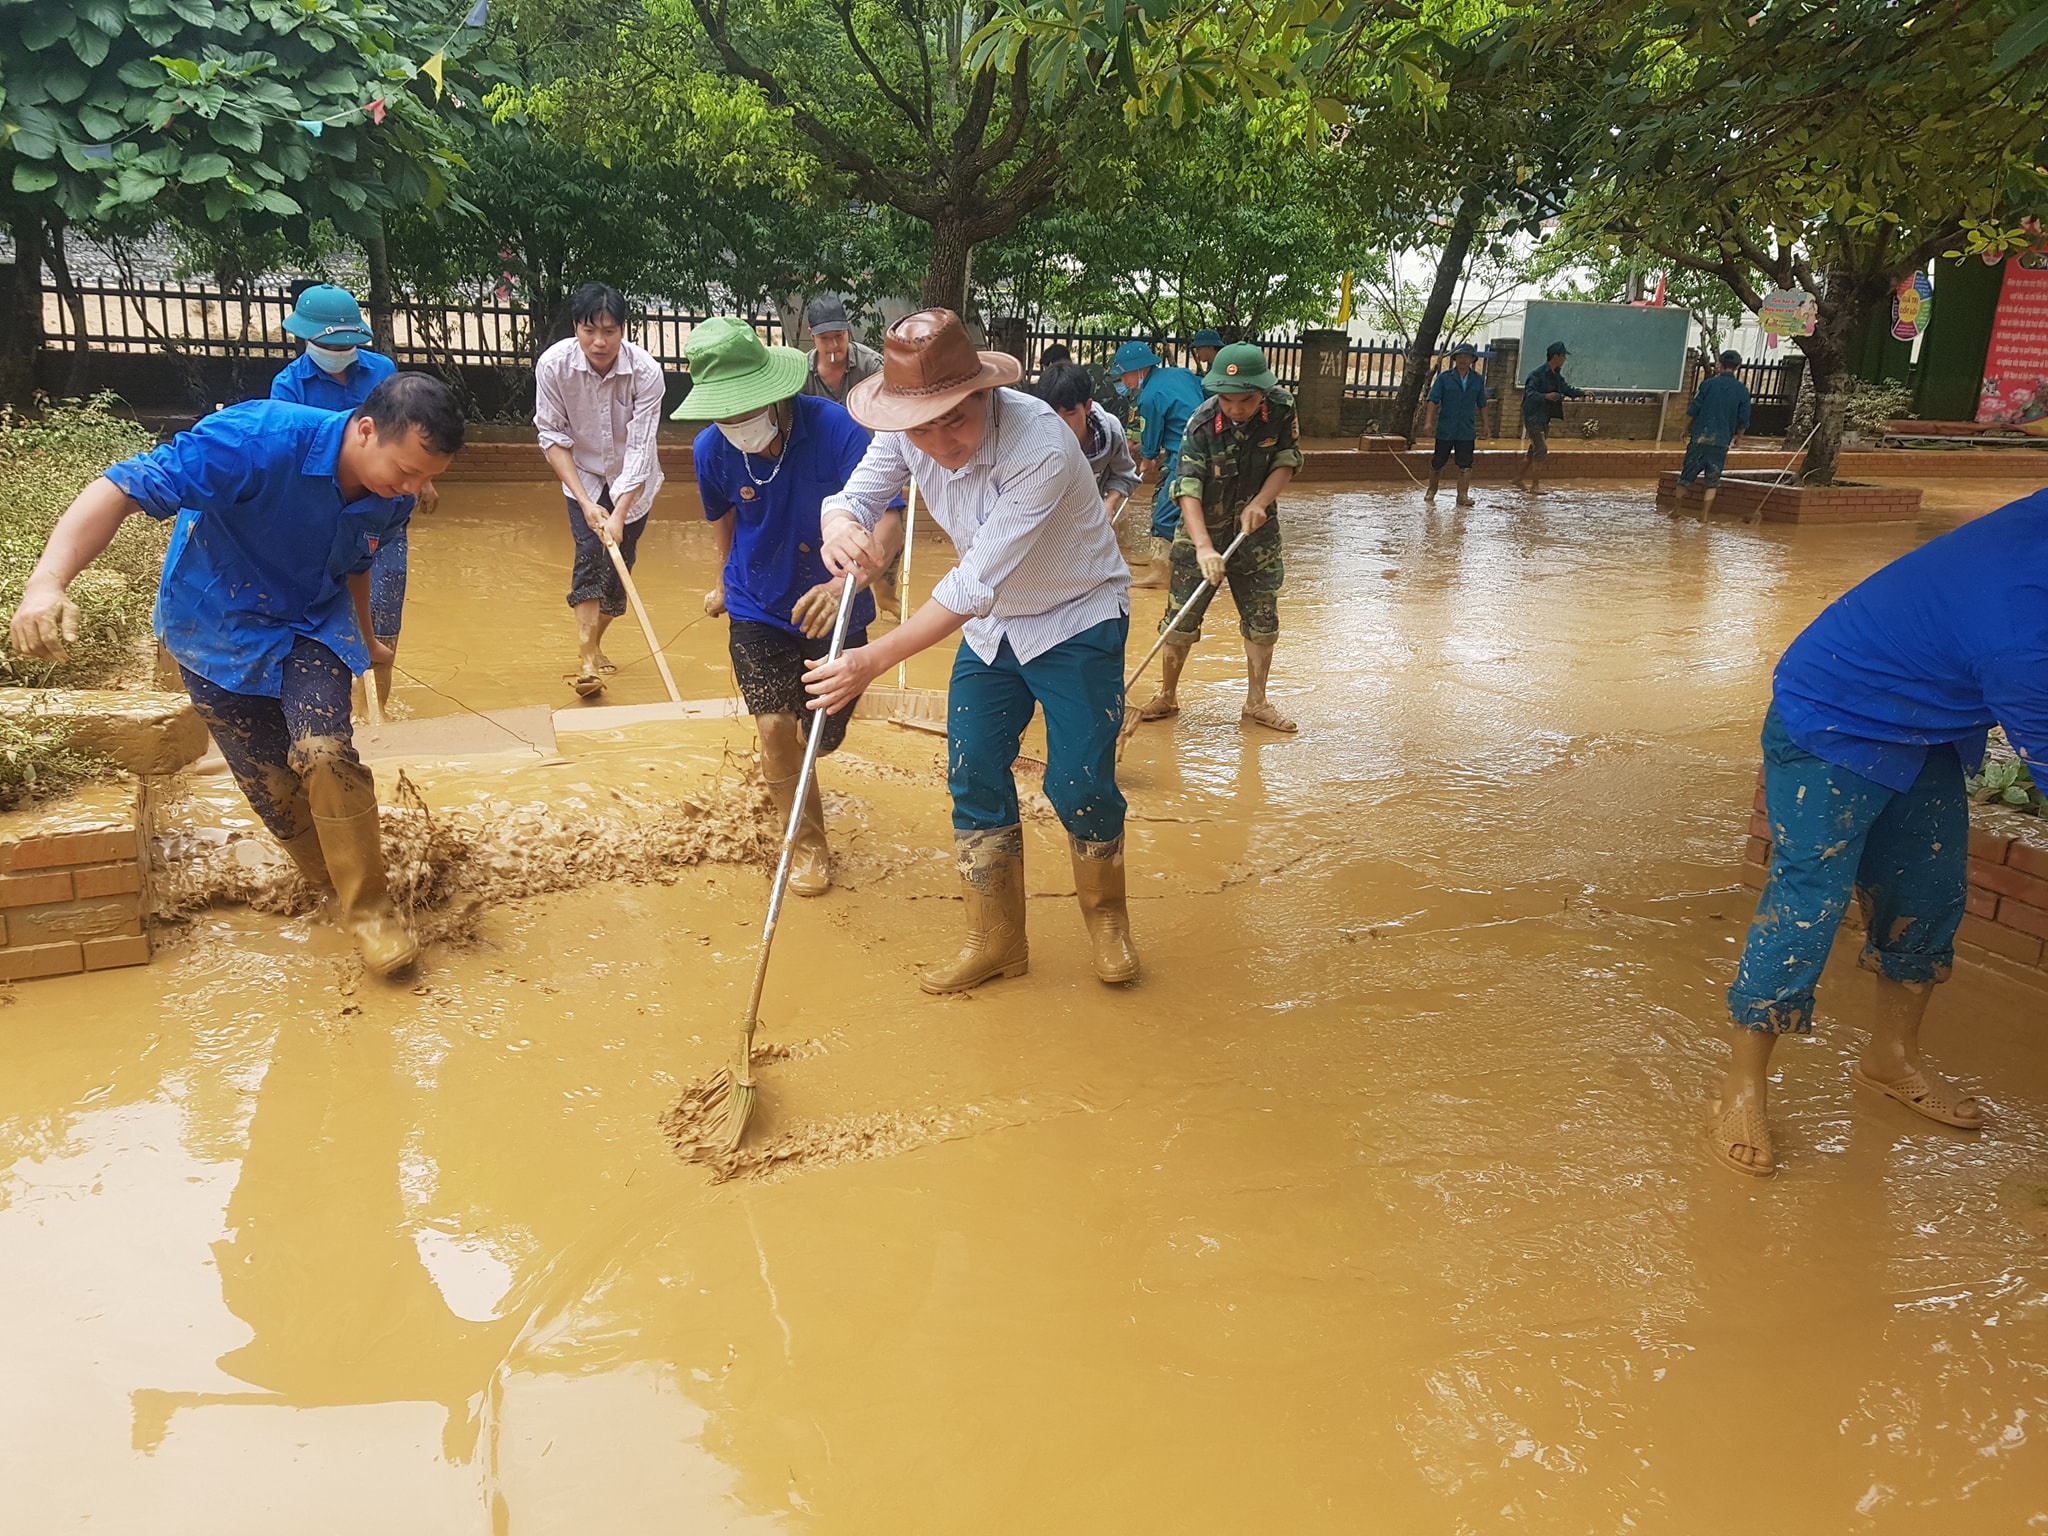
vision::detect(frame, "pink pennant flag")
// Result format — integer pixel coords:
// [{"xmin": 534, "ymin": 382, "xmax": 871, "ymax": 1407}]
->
[{"xmin": 368, "ymin": 97, "xmax": 386, "ymax": 124}]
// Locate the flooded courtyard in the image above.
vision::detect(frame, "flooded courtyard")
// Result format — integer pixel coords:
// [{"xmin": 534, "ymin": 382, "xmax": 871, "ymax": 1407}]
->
[{"xmin": 4, "ymin": 476, "xmax": 2046, "ymax": 1533}]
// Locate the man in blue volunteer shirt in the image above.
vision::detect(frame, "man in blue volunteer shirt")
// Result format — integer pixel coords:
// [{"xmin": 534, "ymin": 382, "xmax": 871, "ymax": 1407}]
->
[
  {"xmin": 8, "ymin": 375, "xmax": 465, "ymax": 978},
  {"xmin": 675, "ymin": 317, "xmax": 899, "ymax": 896},
  {"xmin": 1677, "ymin": 349, "xmax": 1753, "ymax": 518},
  {"xmin": 1710, "ymin": 491, "xmax": 2048, "ymax": 1178},
  {"xmin": 1115, "ymin": 339, "xmax": 1206, "ymax": 588},
  {"xmin": 1423, "ymin": 341, "xmax": 1489, "ymax": 505},
  {"xmin": 271, "ymin": 284, "xmax": 412, "ymax": 710}
]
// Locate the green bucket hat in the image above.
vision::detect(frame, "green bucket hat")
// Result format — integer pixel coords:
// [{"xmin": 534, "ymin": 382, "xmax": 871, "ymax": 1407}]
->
[
  {"xmin": 670, "ymin": 316, "xmax": 809, "ymax": 420},
  {"xmin": 1203, "ymin": 341, "xmax": 1279, "ymax": 394}
]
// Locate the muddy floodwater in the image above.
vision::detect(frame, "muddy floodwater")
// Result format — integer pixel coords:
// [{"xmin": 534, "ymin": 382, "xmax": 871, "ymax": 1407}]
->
[{"xmin": 5, "ymin": 475, "xmax": 2047, "ymax": 1533}]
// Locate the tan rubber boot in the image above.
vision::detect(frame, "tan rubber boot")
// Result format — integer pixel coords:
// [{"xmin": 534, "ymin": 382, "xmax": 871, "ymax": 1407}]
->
[
  {"xmin": 759, "ymin": 716, "xmax": 830, "ymax": 896},
  {"xmin": 277, "ymin": 826, "xmax": 331, "ymax": 890},
  {"xmin": 1130, "ymin": 537, "xmax": 1171, "ymax": 589},
  {"xmin": 1455, "ymin": 471, "xmax": 1473, "ymax": 507},
  {"xmin": 302, "ymin": 739, "xmax": 419, "ymax": 978},
  {"xmin": 1071, "ymin": 835, "xmax": 1138, "ymax": 983},
  {"xmin": 920, "ymin": 826, "xmax": 1029, "ymax": 994}
]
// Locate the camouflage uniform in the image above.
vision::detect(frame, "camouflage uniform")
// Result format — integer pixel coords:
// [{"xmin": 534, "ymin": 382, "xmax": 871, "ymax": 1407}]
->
[{"xmin": 1158, "ymin": 387, "xmax": 1302, "ymax": 646}]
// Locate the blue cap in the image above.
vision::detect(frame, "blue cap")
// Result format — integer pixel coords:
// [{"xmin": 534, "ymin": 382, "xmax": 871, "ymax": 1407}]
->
[
  {"xmin": 1451, "ymin": 341, "xmax": 1478, "ymax": 357},
  {"xmin": 1113, "ymin": 340, "xmax": 1163, "ymax": 373},
  {"xmin": 1190, "ymin": 328, "xmax": 1224, "ymax": 349},
  {"xmin": 283, "ymin": 284, "xmax": 372, "ymax": 347}
]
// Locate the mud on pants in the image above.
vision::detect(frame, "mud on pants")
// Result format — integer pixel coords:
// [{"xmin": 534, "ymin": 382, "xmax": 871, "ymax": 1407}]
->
[{"xmin": 180, "ymin": 636, "xmax": 365, "ymax": 840}]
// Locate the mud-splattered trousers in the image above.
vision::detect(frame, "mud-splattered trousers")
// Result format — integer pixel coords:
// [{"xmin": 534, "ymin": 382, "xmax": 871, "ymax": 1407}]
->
[
  {"xmin": 180, "ymin": 637, "xmax": 361, "ymax": 841},
  {"xmin": 1728, "ymin": 705, "xmax": 1966, "ymax": 1033},
  {"xmin": 368, "ymin": 528, "xmax": 406, "ymax": 643},
  {"xmin": 564, "ymin": 485, "xmax": 646, "ymax": 618},
  {"xmin": 948, "ymin": 615, "xmax": 1128, "ymax": 841}
]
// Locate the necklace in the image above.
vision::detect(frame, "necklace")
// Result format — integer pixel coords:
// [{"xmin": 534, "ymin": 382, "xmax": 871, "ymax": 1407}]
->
[{"xmin": 741, "ymin": 406, "xmax": 789, "ymax": 487}]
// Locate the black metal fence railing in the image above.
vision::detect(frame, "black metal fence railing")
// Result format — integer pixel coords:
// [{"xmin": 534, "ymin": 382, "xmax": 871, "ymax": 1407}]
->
[
  {"xmin": 1728, "ymin": 358, "xmax": 1796, "ymax": 405},
  {"xmin": 1016, "ymin": 327, "xmax": 1501, "ymax": 399}
]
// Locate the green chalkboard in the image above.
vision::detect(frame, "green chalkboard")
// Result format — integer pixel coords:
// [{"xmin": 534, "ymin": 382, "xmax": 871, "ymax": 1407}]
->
[{"xmin": 1520, "ymin": 301, "xmax": 1691, "ymax": 392}]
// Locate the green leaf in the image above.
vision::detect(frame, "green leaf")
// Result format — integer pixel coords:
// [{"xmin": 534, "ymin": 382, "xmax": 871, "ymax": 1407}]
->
[
  {"xmin": 20, "ymin": 11, "xmax": 74, "ymax": 51},
  {"xmin": 2004, "ymin": 784, "xmax": 2032, "ymax": 806},
  {"xmin": 76, "ymin": 104, "xmax": 124, "ymax": 140},
  {"xmin": 133, "ymin": 18, "xmax": 180, "ymax": 45},
  {"xmin": 152, "ymin": 55, "xmax": 203, "ymax": 84},
  {"xmin": 117, "ymin": 58, "xmax": 165, "ymax": 89},
  {"xmin": 180, "ymin": 151, "xmax": 233, "ymax": 182},
  {"xmin": 115, "ymin": 167, "xmax": 168, "ymax": 204},
  {"xmin": 1994, "ymin": 4, "xmax": 2048, "ymax": 71},
  {"xmin": 253, "ymin": 187, "xmax": 301, "ymax": 215},
  {"xmin": 168, "ymin": 0, "xmax": 218, "ymax": 26},
  {"xmin": 11, "ymin": 163, "xmax": 61, "ymax": 194},
  {"xmin": 45, "ymin": 68, "xmax": 90, "ymax": 104},
  {"xmin": 10, "ymin": 127, "xmax": 58, "ymax": 161},
  {"xmin": 69, "ymin": 26, "xmax": 112, "ymax": 69},
  {"xmin": 209, "ymin": 113, "xmax": 263, "ymax": 152},
  {"xmin": 77, "ymin": 0, "xmax": 126, "ymax": 34}
]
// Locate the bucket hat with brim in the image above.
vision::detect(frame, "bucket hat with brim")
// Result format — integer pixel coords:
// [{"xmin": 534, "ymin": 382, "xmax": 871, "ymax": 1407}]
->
[
  {"xmin": 846, "ymin": 309, "xmax": 1023, "ymax": 433},
  {"xmin": 670, "ymin": 316, "xmax": 810, "ymax": 420},
  {"xmin": 283, "ymin": 284, "xmax": 373, "ymax": 348},
  {"xmin": 1113, "ymin": 340, "xmax": 1163, "ymax": 373},
  {"xmin": 1203, "ymin": 342, "xmax": 1280, "ymax": 394}
]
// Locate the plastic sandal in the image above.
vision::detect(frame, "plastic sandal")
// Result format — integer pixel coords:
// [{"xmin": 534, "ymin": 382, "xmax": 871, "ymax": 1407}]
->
[
  {"xmin": 1851, "ymin": 1066, "xmax": 1985, "ymax": 1129},
  {"xmin": 1240, "ymin": 700, "xmax": 1297, "ymax": 733},
  {"xmin": 1708, "ymin": 1097, "xmax": 1777, "ymax": 1178}
]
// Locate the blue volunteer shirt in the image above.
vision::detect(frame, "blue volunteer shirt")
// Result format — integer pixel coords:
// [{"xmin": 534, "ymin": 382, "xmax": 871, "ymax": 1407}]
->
[
  {"xmin": 270, "ymin": 347, "xmax": 396, "ymax": 411},
  {"xmin": 694, "ymin": 392, "xmax": 878, "ymax": 636},
  {"xmin": 1686, "ymin": 372, "xmax": 1752, "ymax": 448},
  {"xmin": 1773, "ymin": 490, "xmax": 2048, "ymax": 791},
  {"xmin": 1135, "ymin": 365, "xmax": 1206, "ymax": 464},
  {"xmin": 105, "ymin": 401, "xmax": 414, "ymax": 696},
  {"xmin": 1427, "ymin": 368, "xmax": 1489, "ymax": 440}
]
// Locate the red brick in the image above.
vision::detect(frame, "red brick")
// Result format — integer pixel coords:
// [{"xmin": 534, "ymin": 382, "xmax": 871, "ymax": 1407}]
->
[
  {"xmin": 1746, "ymin": 812, "xmax": 1771, "ymax": 841},
  {"xmin": 0, "ymin": 870, "xmax": 73, "ymax": 908},
  {"xmin": 1957, "ymin": 914, "xmax": 2046, "ymax": 966},
  {"xmin": 1753, "ymin": 784, "xmax": 1769, "ymax": 814},
  {"xmin": 0, "ymin": 940, "xmax": 83, "ymax": 980},
  {"xmin": 81, "ymin": 934, "xmax": 150, "ymax": 971},
  {"xmin": 1967, "ymin": 887, "xmax": 1999, "ymax": 919},
  {"xmin": 71, "ymin": 861, "xmax": 141, "ymax": 898},
  {"xmin": 1968, "ymin": 828, "xmax": 2012, "ymax": 865},
  {"xmin": 1971, "ymin": 861, "xmax": 2048, "ymax": 907},
  {"xmin": 2008, "ymin": 841, "xmax": 2048, "ymax": 880},
  {"xmin": 1997, "ymin": 896, "xmax": 2048, "ymax": 942},
  {"xmin": 0, "ymin": 828, "xmax": 139, "ymax": 872},
  {"xmin": 1744, "ymin": 835, "xmax": 1773, "ymax": 865}
]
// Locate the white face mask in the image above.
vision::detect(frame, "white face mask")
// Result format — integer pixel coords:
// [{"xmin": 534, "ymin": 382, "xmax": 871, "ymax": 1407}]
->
[
  {"xmin": 717, "ymin": 409, "xmax": 780, "ymax": 454},
  {"xmin": 308, "ymin": 342, "xmax": 358, "ymax": 375}
]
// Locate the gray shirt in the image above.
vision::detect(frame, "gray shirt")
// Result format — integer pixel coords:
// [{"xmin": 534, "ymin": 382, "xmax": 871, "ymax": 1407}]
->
[
  {"xmin": 801, "ymin": 340, "xmax": 884, "ymax": 405},
  {"xmin": 822, "ymin": 388, "xmax": 1130, "ymax": 664},
  {"xmin": 1082, "ymin": 401, "xmax": 1140, "ymax": 499}
]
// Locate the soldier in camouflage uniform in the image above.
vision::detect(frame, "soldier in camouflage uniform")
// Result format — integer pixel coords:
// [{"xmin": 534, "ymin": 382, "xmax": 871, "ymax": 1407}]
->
[{"xmin": 1132, "ymin": 342, "xmax": 1302, "ymax": 734}]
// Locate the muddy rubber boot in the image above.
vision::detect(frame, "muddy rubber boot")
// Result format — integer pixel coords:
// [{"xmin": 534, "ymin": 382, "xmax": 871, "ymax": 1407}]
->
[
  {"xmin": 277, "ymin": 826, "xmax": 331, "ymax": 890},
  {"xmin": 1455, "ymin": 471, "xmax": 1473, "ymax": 507},
  {"xmin": 303, "ymin": 744, "xmax": 419, "ymax": 978},
  {"xmin": 1425, "ymin": 474, "xmax": 1440, "ymax": 498},
  {"xmin": 765, "ymin": 771, "xmax": 831, "ymax": 896},
  {"xmin": 1130, "ymin": 538, "xmax": 1171, "ymax": 590},
  {"xmin": 920, "ymin": 825, "xmax": 1029, "ymax": 994},
  {"xmin": 1070, "ymin": 835, "xmax": 1138, "ymax": 984}
]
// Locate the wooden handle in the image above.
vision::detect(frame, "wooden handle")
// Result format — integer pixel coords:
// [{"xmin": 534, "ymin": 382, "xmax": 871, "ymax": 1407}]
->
[{"xmin": 602, "ymin": 530, "xmax": 683, "ymax": 707}]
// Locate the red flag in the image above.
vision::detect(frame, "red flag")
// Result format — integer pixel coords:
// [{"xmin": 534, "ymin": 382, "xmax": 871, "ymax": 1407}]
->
[{"xmin": 368, "ymin": 97, "xmax": 386, "ymax": 124}]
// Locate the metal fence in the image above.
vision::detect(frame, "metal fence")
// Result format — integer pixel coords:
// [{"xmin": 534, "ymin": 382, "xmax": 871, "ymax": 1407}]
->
[
  {"xmin": 1018, "ymin": 327, "xmax": 1499, "ymax": 398},
  {"xmin": 1727, "ymin": 358, "xmax": 1797, "ymax": 405}
]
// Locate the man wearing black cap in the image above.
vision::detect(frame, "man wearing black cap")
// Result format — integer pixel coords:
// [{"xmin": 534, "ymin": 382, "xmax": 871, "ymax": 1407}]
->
[
  {"xmin": 1678, "ymin": 349, "xmax": 1753, "ymax": 518},
  {"xmin": 1513, "ymin": 340, "xmax": 1584, "ymax": 493},
  {"xmin": 801, "ymin": 296, "xmax": 884, "ymax": 406}
]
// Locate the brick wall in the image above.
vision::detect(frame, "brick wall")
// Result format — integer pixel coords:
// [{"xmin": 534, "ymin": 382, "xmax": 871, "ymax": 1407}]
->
[
  {"xmin": 1655, "ymin": 473, "xmax": 1923, "ymax": 522},
  {"xmin": 0, "ymin": 795, "xmax": 150, "ymax": 981}
]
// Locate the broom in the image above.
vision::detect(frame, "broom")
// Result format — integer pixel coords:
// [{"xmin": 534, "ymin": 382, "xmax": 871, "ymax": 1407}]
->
[{"xmin": 673, "ymin": 573, "xmax": 861, "ymax": 1161}]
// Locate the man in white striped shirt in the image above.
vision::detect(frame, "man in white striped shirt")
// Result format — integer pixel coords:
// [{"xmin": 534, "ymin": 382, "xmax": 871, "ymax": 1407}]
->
[
  {"xmin": 533, "ymin": 282, "xmax": 667, "ymax": 696},
  {"xmin": 805, "ymin": 309, "xmax": 1139, "ymax": 992}
]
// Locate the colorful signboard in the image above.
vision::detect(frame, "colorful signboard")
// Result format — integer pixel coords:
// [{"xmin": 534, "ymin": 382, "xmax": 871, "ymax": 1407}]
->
[
  {"xmin": 1758, "ymin": 287, "xmax": 1817, "ymax": 337},
  {"xmin": 1977, "ymin": 252, "xmax": 2048, "ymax": 431},
  {"xmin": 1890, "ymin": 272, "xmax": 1933, "ymax": 341}
]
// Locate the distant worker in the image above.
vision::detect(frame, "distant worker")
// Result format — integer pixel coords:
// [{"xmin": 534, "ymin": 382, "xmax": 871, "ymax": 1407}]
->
[
  {"xmin": 8, "ymin": 376, "xmax": 465, "ymax": 977},
  {"xmin": 1114, "ymin": 339, "xmax": 1206, "ymax": 589},
  {"xmin": 800, "ymin": 296, "xmax": 883, "ymax": 406},
  {"xmin": 271, "ymin": 284, "xmax": 413, "ymax": 714},
  {"xmin": 1038, "ymin": 361, "xmax": 1141, "ymax": 525},
  {"xmin": 1678, "ymin": 349, "xmax": 1753, "ymax": 518},
  {"xmin": 804, "ymin": 309, "xmax": 1139, "ymax": 993},
  {"xmin": 1424, "ymin": 342, "xmax": 1489, "ymax": 506},
  {"xmin": 675, "ymin": 318, "xmax": 891, "ymax": 896},
  {"xmin": 1132, "ymin": 342, "xmax": 1302, "ymax": 735},
  {"xmin": 1512, "ymin": 341, "xmax": 1584, "ymax": 494},
  {"xmin": 534, "ymin": 282, "xmax": 667, "ymax": 699},
  {"xmin": 1189, "ymin": 328, "xmax": 1225, "ymax": 371},
  {"xmin": 1710, "ymin": 490, "xmax": 2048, "ymax": 1177},
  {"xmin": 1037, "ymin": 342, "xmax": 1074, "ymax": 374}
]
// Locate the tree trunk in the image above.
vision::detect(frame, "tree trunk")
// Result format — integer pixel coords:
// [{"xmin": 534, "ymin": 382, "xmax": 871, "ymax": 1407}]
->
[
  {"xmin": 923, "ymin": 217, "xmax": 974, "ymax": 316},
  {"xmin": 1, "ymin": 213, "xmax": 49, "ymax": 405},
  {"xmin": 1391, "ymin": 199, "xmax": 1480, "ymax": 445},
  {"xmin": 365, "ymin": 234, "xmax": 397, "ymax": 357},
  {"xmin": 1794, "ymin": 270, "xmax": 1886, "ymax": 484},
  {"xmin": 44, "ymin": 217, "xmax": 87, "ymax": 356}
]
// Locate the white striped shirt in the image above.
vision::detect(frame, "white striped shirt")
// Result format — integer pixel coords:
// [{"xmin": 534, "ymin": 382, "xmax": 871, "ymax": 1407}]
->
[
  {"xmin": 823, "ymin": 388, "xmax": 1130, "ymax": 664},
  {"xmin": 533, "ymin": 337, "xmax": 666, "ymax": 521}
]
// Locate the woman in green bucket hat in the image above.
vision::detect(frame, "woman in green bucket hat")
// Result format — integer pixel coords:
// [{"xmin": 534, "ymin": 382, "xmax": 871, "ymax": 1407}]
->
[{"xmin": 672, "ymin": 316, "xmax": 902, "ymax": 895}]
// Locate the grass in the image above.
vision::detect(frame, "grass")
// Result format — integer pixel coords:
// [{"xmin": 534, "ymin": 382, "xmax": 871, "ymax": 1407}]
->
[{"xmin": 0, "ymin": 394, "xmax": 167, "ymax": 807}]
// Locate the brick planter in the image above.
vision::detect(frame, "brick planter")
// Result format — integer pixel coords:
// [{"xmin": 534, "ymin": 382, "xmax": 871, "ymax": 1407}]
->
[
  {"xmin": 1655, "ymin": 472, "xmax": 1922, "ymax": 523},
  {"xmin": 1740, "ymin": 776, "xmax": 2048, "ymax": 984},
  {"xmin": 0, "ymin": 787, "xmax": 150, "ymax": 981}
]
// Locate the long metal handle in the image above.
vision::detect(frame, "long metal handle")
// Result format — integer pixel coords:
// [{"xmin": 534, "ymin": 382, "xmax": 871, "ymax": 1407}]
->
[
  {"xmin": 1122, "ymin": 527, "xmax": 1250, "ymax": 693},
  {"xmin": 735, "ymin": 573, "xmax": 861, "ymax": 1082}
]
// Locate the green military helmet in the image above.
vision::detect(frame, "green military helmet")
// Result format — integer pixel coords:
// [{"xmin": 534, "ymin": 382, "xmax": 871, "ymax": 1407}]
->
[{"xmin": 1203, "ymin": 342, "xmax": 1279, "ymax": 395}]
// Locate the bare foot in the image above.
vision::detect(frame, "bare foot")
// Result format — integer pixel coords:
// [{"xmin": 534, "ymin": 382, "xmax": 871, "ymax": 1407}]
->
[
  {"xmin": 1240, "ymin": 699, "xmax": 1297, "ymax": 733},
  {"xmin": 1136, "ymin": 691, "xmax": 1179, "ymax": 722}
]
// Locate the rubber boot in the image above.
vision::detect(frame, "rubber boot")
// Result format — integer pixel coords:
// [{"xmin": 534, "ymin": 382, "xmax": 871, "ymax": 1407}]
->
[
  {"xmin": 1131, "ymin": 537, "xmax": 1171, "ymax": 590},
  {"xmin": 1455, "ymin": 471, "xmax": 1473, "ymax": 507},
  {"xmin": 764, "ymin": 771, "xmax": 830, "ymax": 896},
  {"xmin": 920, "ymin": 825, "xmax": 1029, "ymax": 994},
  {"xmin": 1425, "ymin": 473, "xmax": 1440, "ymax": 498},
  {"xmin": 277, "ymin": 826, "xmax": 331, "ymax": 890},
  {"xmin": 302, "ymin": 740, "xmax": 419, "ymax": 978},
  {"xmin": 1070, "ymin": 835, "xmax": 1138, "ymax": 983}
]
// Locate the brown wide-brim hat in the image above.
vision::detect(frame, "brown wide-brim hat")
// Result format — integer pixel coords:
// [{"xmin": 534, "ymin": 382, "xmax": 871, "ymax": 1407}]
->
[{"xmin": 847, "ymin": 308, "xmax": 1023, "ymax": 432}]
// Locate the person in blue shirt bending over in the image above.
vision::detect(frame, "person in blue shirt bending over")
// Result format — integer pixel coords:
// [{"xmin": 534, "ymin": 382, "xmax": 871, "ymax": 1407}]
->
[
  {"xmin": 8, "ymin": 375, "xmax": 465, "ymax": 979},
  {"xmin": 1423, "ymin": 342, "xmax": 1489, "ymax": 506},
  {"xmin": 676, "ymin": 317, "xmax": 901, "ymax": 897},
  {"xmin": 1114, "ymin": 340, "xmax": 1206, "ymax": 589},
  {"xmin": 1677, "ymin": 349, "xmax": 1752, "ymax": 519},
  {"xmin": 270, "ymin": 284, "xmax": 413, "ymax": 712},
  {"xmin": 1710, "ymin": 490, "xmax": 2048, "ymax": 1178}
]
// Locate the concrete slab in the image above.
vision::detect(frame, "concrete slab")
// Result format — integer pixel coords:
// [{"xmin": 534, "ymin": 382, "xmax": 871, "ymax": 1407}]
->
[
  {"xmin": 552, "ymin": 698, "xmax": 743, "ymax": 734},
  {"xmin": 354, "ymin": 704, "xmax": 558, "ymax": 763}
]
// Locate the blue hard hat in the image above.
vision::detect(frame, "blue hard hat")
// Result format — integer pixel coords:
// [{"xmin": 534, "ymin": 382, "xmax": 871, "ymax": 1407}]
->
[
  {"xmin": 1113, "ymin": 340, "xmax": 1163, "ymax": 373},
  {"xmin": 283, "ymin": 284, "xmax": 372, "ymax": 347}
]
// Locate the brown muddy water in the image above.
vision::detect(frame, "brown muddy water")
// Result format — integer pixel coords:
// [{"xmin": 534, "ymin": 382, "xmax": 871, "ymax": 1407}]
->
[{"xmin": 5, "ymin": 476, "xmax": 2047, "ymax": 1533}]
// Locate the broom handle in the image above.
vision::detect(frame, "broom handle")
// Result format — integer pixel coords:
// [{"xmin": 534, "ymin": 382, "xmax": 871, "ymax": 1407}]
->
[
  {"xmin": 735, "ymin": 573, "xmax": 861, "ymax": 1086},
  {"xmin": 1122, "ymin": 527, "xmax": 1249, "ymax": 694},
  {"xmin": 601, "ymin": 528, "xmax": 684, "ymax": 706},
  {"xmin": 896, "ymin": 481, "xmax": 918, "ymax": 689}
]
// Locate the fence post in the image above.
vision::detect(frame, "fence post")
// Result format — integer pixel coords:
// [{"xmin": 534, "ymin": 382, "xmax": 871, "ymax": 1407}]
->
[
  {"xmin": 1296, "ymin": 328, "xmax": 1348, "ymax": 439},
  {"xmin": 1487, "ymin": 338, "xmax": 1520, "ymax": 438}
]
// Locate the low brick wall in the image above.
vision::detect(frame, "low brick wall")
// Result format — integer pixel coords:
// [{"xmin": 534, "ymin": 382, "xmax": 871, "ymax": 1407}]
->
[
  {"xmin": 1655, "ymin": 473, "xmax": 1923, "ymax": 523},
  {"xmin": 1740, "ymin": 775, "xmax": 2048, "ymax": 981},
  {"xmin": 0, "ymin": 790, "xmax": 150, "ymax": 981}
]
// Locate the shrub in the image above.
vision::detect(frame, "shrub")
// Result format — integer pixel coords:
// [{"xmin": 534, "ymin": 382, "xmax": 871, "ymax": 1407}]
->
[
  {"xmin": 1844, "ymin": 380, "xmax": 1914, "ymax": 437},
  {"xmin": 1967, "ymin": 754, "xmax": 2045, "ymax": 816}
]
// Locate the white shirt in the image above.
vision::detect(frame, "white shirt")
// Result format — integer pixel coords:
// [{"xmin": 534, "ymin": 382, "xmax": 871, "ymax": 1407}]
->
[
  {"xmin": 533, "ymin": 336, "xmax": 666, "ymax": 521},
  {"xmin": 822, "ymin": 387, "xmax": 1130, "ymax": 665}
]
